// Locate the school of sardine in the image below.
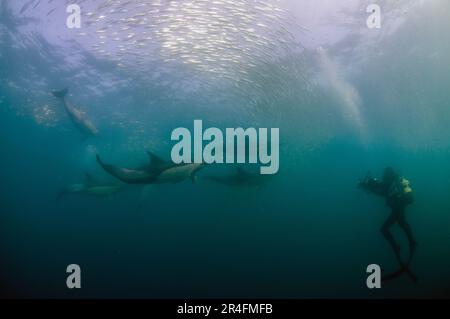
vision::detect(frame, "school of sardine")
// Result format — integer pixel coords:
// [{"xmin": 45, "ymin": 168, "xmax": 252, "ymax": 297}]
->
[{"xmin": 20, "ymin": 0, "xmax": 306, "ymax": 107}]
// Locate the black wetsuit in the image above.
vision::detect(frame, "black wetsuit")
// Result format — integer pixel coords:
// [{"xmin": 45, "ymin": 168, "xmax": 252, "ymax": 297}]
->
[{"xmin": 362, "ymin": 177, "xmax": 416, "ymax": 264}]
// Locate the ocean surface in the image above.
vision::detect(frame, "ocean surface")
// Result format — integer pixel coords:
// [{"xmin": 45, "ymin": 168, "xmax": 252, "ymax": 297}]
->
[{"xmin": 1, "ymin": 0, "xmax": 450, "ymax": 298}]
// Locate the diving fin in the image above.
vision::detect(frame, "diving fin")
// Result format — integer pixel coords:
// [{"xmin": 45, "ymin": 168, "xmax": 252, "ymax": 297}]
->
[
  {"xmin": 52, "ymin": 87, "xmax": 68, "ymax": 99},
  {"xmin": 382, "ymin": 265, "xmax": 418, "ymax": 283}
]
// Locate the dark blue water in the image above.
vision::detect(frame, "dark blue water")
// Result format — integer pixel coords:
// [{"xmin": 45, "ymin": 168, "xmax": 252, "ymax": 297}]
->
[{"xmin": 1, "ymin": 0, "xmax": 450, "ymax": 298}]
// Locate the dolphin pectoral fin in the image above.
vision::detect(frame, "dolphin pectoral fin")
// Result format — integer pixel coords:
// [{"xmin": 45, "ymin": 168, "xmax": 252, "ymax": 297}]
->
[
  {"xmin": 191, "ymin": 175, "xmax": 198, "ymax": 183},
  {"xmin": 52, "ymin": 87, "xmax": 68, "ymax": 99}
]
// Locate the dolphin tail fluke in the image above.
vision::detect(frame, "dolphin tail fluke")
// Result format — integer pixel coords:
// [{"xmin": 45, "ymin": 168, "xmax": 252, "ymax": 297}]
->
[
  {"xmin": 96, "ymin": 154, "xmax": 111, "ymax": 173},
  {"xmin": 52, "ymin": 87, "xmax": 68, "ymax": 99},
  {"xmin": 96, "ymin": 154, "xmax": 113, "ymax": 176},
  {"xmin": 96, "ymin": 154, "xmax": 124, "ymax": 183}
]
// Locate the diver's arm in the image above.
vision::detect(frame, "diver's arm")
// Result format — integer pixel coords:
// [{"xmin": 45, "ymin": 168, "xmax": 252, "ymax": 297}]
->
[{"xmin": 359, "ymin": 178, "xmax": 386, "ymax": 196}]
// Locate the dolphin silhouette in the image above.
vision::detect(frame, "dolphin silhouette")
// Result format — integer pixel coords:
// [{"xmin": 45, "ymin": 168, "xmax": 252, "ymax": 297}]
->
[
  {"xmin": 58, "ymin": 173, "xmax": 122, "ymax": 199},
  {"xmin": 52, "ymin": 88, "xmax": 98, "ymax": 138},
  {"xmin": 96, "ymin": 151, "xmax": 204, "ymax": 185}
]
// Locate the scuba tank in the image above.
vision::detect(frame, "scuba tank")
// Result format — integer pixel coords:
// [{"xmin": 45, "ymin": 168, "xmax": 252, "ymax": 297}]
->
[
  {"xmin": 401, "ymin": 178, "xmax": 413, "ymax": 194},
  {"xmin": 387, "ymin": 176, "xmax": 414, "ymax": 205}
]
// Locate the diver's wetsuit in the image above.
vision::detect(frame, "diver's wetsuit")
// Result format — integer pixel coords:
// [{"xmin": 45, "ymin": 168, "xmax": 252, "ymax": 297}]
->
[{"xmin": 362, "ymin": 175, "xmax": 417, "ymax": 265}]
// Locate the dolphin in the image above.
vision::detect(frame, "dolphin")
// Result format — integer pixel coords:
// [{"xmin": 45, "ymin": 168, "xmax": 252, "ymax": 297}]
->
[
  {"xmin": 96, "ymin": 151, "xmax": 204, "ymax": 185},
  {"xmin": 153, "ymin": 162, "xmax": 204, "ymax": 184},
  {"xmin": 52, "ymin": 88, "xmax": 98, "ymax": 138},
  {"xmin": 204, "ymin": 167, "xmax": 274, "ymax": 187},
  {"xmin": 58, "ymin": 173, "xmax": 122, "ymax": 199}
]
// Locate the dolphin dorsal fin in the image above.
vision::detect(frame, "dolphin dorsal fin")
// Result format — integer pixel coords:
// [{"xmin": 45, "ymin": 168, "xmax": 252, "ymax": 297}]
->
[{"xmin": 147, "ymin": 151, "xmax": 167, "ymax": 168}]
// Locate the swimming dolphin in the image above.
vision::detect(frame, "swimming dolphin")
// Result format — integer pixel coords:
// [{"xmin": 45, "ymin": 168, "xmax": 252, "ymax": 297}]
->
[
  {"xmin": 154, "ymin": 162, "xmax": 204, "ymax": 184},
  {"xmin": 204, "ymin": 167, "xmax": 274, "ymax": 187},
  {"xmin": 96, "ymin": 152, "xmax": 204, "ymax": 185},
  {"xmin": 52, "ymin": 88, "xmax": 98, "ymax": 138},
  {"xmin": 57, "ymin": 173, "xmax": 122, "ymax": 199}
]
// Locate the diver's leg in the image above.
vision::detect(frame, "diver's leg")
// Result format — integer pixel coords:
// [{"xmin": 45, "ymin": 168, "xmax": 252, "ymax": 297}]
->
[
  {"xmin": 398, "ymin": 210, "xmax": 417, "ymax": 264},
  {"xmin": 381, "ymin": 211, "xmax": 403, "ymax": 266}
]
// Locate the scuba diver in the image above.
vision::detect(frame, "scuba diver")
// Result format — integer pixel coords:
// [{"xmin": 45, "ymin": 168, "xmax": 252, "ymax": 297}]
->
[{"xmin": 359, "ymin": 167, "xmax": 418, "ymax": 281}]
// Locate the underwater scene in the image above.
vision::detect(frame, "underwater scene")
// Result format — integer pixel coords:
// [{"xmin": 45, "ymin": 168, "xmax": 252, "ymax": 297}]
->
[{"xmin": 1, "ymin": 0, "xmax": 450, "ymax": 299}]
